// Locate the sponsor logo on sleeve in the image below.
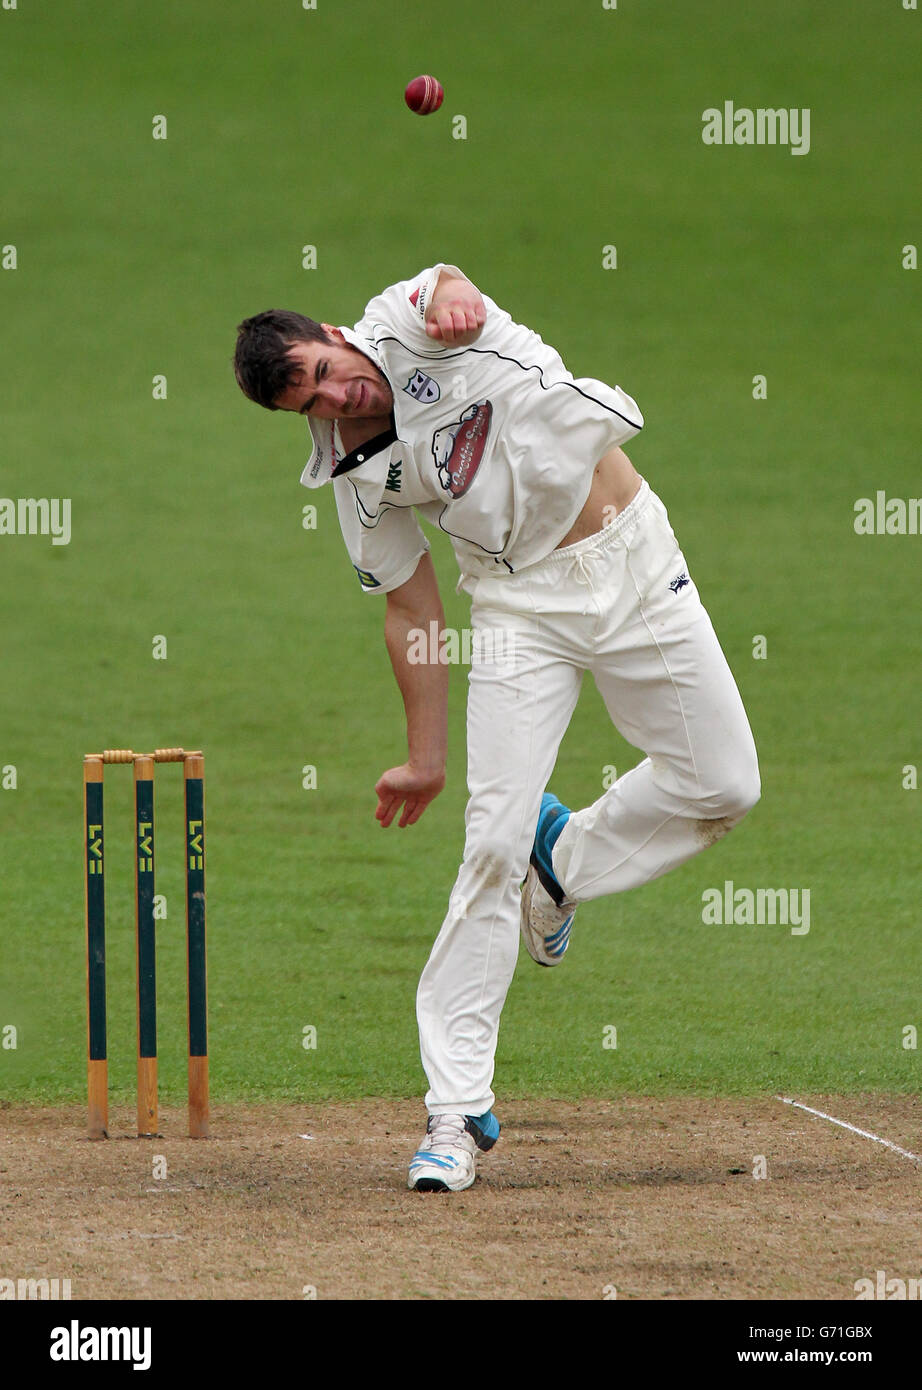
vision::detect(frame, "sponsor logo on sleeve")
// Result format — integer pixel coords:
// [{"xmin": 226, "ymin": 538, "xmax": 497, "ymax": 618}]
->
[
  {"xmin": 430, "ymin": 401, "xmax": 492, "ymax": 499},
  {"xmin": 385, "ymin": 459, "xmax": 402, "ymax": 492}
]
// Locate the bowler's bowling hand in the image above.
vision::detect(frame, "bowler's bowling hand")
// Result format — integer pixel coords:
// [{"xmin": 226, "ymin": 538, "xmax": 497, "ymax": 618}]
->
[{"xmin": 375, "ymin": 762, "xmax": 446, "ymax": 828}]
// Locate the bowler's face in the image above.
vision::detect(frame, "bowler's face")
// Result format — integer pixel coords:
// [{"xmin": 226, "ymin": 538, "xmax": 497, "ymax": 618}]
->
[{"xmin": 274, "ymin": 328, "xmax": 394, "ymax": 420}]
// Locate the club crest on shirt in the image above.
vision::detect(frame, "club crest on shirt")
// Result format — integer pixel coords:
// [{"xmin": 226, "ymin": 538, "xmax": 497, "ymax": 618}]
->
[
  {"xmin": 431, "ymin": 401, "xmax": 492, "ymax": 498},
  {"xmin": 403, "ymin": 369, "xmax": 440, "ymax": 403}
]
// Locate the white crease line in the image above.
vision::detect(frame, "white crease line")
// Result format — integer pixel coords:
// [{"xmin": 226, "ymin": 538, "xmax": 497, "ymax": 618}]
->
[{"xmin": 777, "ymin": 1097, "xmax": 922, "ymax": 1163}]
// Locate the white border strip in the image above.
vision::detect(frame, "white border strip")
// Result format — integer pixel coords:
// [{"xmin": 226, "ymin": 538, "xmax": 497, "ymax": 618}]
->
[{"xmin": 777, "ymin": 1096, "xmax": 922, "ymax": 1163}]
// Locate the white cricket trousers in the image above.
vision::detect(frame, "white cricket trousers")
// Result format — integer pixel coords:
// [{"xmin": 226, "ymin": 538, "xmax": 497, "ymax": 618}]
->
[{"xmin": 417, "ymin": 479, "xmax": 760, "ymax": 1116}]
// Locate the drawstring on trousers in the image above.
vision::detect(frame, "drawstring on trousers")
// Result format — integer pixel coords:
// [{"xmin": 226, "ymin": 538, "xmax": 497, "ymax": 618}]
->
[{"xmin": 572, "ymin": 553, "xmax": 593, "ymax": 587}]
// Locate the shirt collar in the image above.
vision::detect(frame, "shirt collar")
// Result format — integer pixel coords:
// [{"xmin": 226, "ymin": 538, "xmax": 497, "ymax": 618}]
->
[{"xmin": 298, "ymin": 327, "xmax": 393, "ymax": 489}]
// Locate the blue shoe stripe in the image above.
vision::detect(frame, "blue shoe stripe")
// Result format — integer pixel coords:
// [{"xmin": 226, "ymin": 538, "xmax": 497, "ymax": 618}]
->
[
  {"xmin": 545, "ymin": 915, "xmax": 574, "ymax": 949},
  {"xmin": 411, "ymin": 1152, "xmax": 458, "ymax": 1170}
]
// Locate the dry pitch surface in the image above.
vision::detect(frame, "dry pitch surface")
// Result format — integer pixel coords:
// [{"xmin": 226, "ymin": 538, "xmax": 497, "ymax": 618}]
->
[{"xmin": 3, "ymin": 1096, "xmax": 920, "ymax": 1301}]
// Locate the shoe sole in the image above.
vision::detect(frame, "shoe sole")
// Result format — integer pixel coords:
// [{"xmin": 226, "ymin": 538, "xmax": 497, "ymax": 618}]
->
[
  {"xmin": 410, "ymin": 1174, "xmax": 476, "ymax": 1193},
  {"xmin": 520, "ymin": 865, "xmax": 572, "ymax": 967},
  {"xmin": 408, "ymin": 1166, "xmax": 476, "ymax": 1193}
]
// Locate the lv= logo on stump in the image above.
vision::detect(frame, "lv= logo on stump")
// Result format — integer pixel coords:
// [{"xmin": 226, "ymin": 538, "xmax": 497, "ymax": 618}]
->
[{"xmin": 83, "ymin": 747, "xmax": 208, "ymax": 1139}]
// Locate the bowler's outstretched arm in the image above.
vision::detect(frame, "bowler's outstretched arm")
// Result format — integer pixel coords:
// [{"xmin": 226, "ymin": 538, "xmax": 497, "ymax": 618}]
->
[{"xmin": 375, "ymin": 552, "xmax": 449, "ymax": 828}]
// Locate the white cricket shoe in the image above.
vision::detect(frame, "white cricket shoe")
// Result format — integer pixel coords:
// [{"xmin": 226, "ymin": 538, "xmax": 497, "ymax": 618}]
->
[
  {"xmin": 520, "ymin": 863, "xmax": 577, "ymax": 966},
  {"xmin": 407, "ymin": 1111, "xmax": 501, "ymax": 1192}
]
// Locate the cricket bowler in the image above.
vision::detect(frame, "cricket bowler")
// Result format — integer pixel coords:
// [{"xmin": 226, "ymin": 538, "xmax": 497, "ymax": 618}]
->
[{"xmin": 233, "ymin": 264, "xmax": 760, "ymax": 1191}]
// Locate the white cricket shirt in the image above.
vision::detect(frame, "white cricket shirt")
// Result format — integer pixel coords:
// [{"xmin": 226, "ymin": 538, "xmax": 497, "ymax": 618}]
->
[{"xmin": 299, "ymin": 265, "xmax": 643, "ymax": 593}]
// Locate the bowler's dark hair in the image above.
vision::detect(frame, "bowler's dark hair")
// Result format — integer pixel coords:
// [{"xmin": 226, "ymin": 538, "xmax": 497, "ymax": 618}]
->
[{"xmin": 233, "ymin": 310, "xmax": 331, "ymax": 410}]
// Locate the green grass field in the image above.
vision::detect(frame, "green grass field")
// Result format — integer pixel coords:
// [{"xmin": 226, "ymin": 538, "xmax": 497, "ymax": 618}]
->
[{"xmin": 2, "ymin": 0, "xmax": 919, "ymax": 1112}]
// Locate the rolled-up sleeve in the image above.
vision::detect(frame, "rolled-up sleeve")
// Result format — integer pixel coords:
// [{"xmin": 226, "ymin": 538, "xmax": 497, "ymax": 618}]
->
[
  {"xmin": 333, "ymin": 479, "xmax": 430, "ymax": 594},
  {"xmin": 355, "ymin": 265, "xmax": 468, "ymax": 353}
]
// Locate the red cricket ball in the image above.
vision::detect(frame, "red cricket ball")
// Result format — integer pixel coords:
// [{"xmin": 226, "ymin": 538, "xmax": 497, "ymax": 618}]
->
[{"xmin": 404, "ymin": 75, "xmax": 444, "ymax": 116}]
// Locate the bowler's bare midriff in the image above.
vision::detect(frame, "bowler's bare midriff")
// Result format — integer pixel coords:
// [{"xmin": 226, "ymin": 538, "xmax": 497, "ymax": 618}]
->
[{"xmin": 554, "ymin": 446, "xmax": 642, "ymax": 549}]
